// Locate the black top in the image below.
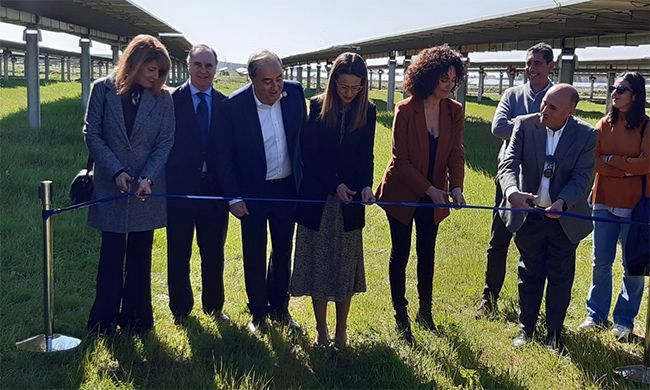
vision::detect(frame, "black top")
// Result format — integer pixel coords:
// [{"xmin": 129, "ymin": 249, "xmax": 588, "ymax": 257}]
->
[
  {"xmin": 296, "ymin": 97, "xmax": 376, "ymax": 232},
  {"xmin": 427, "ymin": 133, "xmax": 438, "ymax": 182},
  {"xmin": 121, "ymin": 83, "xmax": 145, "ymax": 138}
]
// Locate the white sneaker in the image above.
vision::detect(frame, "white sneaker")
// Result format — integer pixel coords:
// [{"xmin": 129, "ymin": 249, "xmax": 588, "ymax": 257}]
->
[
  {"xmin": 577, "ymin": 317, "xmax": 598, "ymax": 332},
  {"xmin": 612, "ymin": 324, "xmax": 632, "ymax": 341}
]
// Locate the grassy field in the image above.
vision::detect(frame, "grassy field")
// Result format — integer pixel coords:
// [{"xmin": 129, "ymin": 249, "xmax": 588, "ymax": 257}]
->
[{"xmin": 0, "ymin": 76, "xmax": 647, "ymax": 389}]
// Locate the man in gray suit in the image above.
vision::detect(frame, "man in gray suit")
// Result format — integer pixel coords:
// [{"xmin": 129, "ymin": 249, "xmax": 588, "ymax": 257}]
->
[
  {"xmin": 478, "ymin": 42, "xmax": 554, "ymax": 317},
  {"xmin": 499, "ymin": 84, "xmax": 596, "ymax": 351}
]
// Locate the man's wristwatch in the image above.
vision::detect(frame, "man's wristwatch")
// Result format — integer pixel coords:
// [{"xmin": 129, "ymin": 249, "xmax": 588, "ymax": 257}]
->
[{"xmin": 138, "ymin": 176, "xmax": 153, "ymax": 186}]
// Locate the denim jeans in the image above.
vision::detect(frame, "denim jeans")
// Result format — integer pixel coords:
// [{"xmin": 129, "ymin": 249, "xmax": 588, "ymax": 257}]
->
[{"xmin": 585, "ymin": 209, "xmax": 645, "ymax": 330}]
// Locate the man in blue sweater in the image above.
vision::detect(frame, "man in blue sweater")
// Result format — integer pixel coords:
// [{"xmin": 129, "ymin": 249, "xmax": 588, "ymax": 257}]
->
[{"xmin": 478, "ymin": 42, "xmax": 555, "ymax": 317}]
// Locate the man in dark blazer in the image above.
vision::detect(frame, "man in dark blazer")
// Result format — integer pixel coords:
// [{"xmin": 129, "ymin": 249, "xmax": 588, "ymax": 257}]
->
[
  {"xmin": 166, "ymin": 44, "xmax": 229, "ymax": 323},
  {"xmin": 499, "ymin": 84, "xmax": 596, "ymax": 352},
  {"xmin": 215, "ymin": 50, "xmax": 306, "ymax": 333}
]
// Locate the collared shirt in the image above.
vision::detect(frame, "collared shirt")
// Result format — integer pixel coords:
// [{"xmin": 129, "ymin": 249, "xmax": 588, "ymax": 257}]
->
[
  {"xmin": 523, "ymin": 80, "xmax": 553, "ymax": 115},
  {"xmin": 504, "ymin": 118, "xmax": 568, "ymax": 207},
  {"xmin": 535, "ymin": 120, "xmax": 567, "ymax": 207},
  {"xmin": 188, "ymin": 82, "xmax": 212, "ymax": 172},
  {"xmin": 492, "ymin": 80, "xmax": 553, "ymax": 160},
  {"xmin": 252, "ymin": 85, "xmax": 292, "ymax": 180},
  {"xmin": 188, "ymin": 82, "xmax": 213, "ymax": 124}
]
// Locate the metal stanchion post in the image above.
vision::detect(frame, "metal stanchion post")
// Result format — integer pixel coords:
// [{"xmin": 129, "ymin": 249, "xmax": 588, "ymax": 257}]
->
[
  {"xmin": 614, "ymin": 280, "xmax": 650, "ymax": 383},
  {"xmin": 16, "ymin": 181, "xmax": 81, "ymax": 352}
]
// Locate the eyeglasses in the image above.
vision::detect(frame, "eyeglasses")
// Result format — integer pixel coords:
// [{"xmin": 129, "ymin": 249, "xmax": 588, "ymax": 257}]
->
[
  {"xmin": 608, "ymin": 85, "xmax": 633, "ymax": 95},
  {"xmin": 543, "ymin": 155, "xmax": 555, "ymax": 179},
  {"xmin": 336, "ymin": 83, "xmax": 364, "ymax": 94}
]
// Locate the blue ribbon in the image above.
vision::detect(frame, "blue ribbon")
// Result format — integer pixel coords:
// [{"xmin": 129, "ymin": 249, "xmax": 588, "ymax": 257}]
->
[{"xmin": 43, "ymin": 192, "xmax": 650, "ymax": 226}]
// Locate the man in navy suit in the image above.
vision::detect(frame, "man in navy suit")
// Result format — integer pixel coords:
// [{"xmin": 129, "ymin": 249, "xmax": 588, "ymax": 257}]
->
[
  {"xmin": 215, "ymin": 50, "xmax": 306, "ymax": 333},
  {"xmin": 166, "ymin": 44, "xmax": 229, "ymax": 324}
]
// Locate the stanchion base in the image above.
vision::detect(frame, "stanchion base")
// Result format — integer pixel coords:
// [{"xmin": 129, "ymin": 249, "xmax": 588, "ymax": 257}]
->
[
  {"xmin": 16, "ymin": 334, "xmax": 81, "ymax": 352},
  {"xmin": 614, "ymin": 365, "xmax": 650, "ymax": 384}
]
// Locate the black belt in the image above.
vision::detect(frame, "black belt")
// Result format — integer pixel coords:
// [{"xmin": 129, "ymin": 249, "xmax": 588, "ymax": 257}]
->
[{"xmin": 266, "ymin": 175, "xmax": 291, "ymax": 184}]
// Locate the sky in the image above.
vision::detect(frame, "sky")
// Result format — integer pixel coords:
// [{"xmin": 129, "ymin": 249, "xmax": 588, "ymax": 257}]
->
[{"xmin": 1, "ymin": 0, "xmax": 648, "ymax": 64}]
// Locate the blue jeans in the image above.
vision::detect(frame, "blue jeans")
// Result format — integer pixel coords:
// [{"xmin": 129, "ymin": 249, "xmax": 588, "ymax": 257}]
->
[{"xmin": 585, "ymin": 209, "xmax": 644, "ymax": 330}]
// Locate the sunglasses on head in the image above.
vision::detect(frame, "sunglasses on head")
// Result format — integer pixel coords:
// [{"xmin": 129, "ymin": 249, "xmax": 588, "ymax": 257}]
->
[{"xmin": 608, "ymin": 85, "xmax": 633, "ymax": 95}]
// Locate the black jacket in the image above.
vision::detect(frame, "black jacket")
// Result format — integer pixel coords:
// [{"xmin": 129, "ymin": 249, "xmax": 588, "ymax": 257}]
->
[
  {"xmin": 214, "ymin": 81, "xmax": 306, "ymax": 214},
  {"xmin": 166, "ymin": 81, "xmax": 226, "ymax": 207},
  {"xmin": 296, "ymin": 97, "xmax": 376, "ymax": 231}
]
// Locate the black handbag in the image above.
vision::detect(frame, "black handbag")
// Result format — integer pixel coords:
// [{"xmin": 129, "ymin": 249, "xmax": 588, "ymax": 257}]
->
[
  {"xmin": 69, "ymin": 154, "xmax": 94, "ymax": 205},
  {"xmin": 626, "ymin": 120, "xmax": 649, "ymax": 277}
]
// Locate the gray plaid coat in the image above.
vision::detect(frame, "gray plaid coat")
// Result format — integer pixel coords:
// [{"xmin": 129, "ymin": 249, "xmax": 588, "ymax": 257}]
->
[{"xmin": 84, "ymin": 77, "xmax": 175, "ymax": 233}]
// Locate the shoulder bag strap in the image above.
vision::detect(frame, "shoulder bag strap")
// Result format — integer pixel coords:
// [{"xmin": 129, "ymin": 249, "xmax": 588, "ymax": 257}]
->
[{"xmin": 641, "ymin": 119, "xmax": 648, "ymax": 197}]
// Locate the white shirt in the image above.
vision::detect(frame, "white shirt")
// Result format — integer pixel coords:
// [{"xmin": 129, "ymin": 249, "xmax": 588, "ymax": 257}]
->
[
  {"xmin": 504, "ymin": 119, "xmax": 567, "ymax": 207},
  {"xmin": 252, "ymin": 86, "xmax": 292, "ymax": 180},
  {"xmin": 535, "ymin": 122, "xmax": 566, "ymax": 207}
]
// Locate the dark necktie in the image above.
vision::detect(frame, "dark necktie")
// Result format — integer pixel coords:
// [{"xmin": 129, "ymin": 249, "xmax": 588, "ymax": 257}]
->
[{"xmin": 196, "ymin": 92, "xmax": 209, "ymax": 144}]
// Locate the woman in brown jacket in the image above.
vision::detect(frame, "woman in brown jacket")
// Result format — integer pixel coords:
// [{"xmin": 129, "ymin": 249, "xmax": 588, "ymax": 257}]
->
[{"xmin": 376, "ymin": 44, "xmax": 466, "ymax": 344}]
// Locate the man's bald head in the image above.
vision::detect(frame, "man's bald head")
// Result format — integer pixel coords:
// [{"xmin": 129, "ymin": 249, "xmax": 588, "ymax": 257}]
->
[{"xmin": 540, "ymin": 83, "xmax": 579, "ymax": 130}]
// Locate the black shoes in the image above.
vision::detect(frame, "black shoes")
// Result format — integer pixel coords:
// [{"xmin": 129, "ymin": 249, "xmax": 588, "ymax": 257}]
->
[
  {"xmin": 246, "ymin": 316, "xmax": 270, "ymax": 335},
  {"xmin": 512, "ymin": 330, "xmax": 568, "ymax": 354},
  {"xmin": 173, "ymin": 315, "xmax": 188, "ymax": 325},
  {"xmin": 270, "ymin": 311, "xmax": 302, "ymax": 332},
  {"xmin": 395, "ymin": 312, "xmax": 414, "ymax": 346},
  {"xmin": 247, "ymin": 312, "xmax": 301, "ymax": 335},
  {"xmin": 545, "ymin": 333, "xmax": 567, "ymax": 354},
  {"xmin": 415, "ymin": 310, "xmax": 437, "ymax": 332},
  {"xmin": 512, "ymin": 330, "xmax": 532, "ymax": 348},
  {"xmin": 209, "ymin": 310, "xmax": 231, "ymax": 323}
]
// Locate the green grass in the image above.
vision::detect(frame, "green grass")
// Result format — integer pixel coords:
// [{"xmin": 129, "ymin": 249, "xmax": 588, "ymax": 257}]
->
[{"xmin": 1, "ymin": 79, "xmax": 647, "ymax": 389}]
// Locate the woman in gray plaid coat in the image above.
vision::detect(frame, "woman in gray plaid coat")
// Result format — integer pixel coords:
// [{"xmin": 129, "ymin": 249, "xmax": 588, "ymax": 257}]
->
[{"xmin": 84, "ymin": 34, "xmax": 174, "ymax": 334}]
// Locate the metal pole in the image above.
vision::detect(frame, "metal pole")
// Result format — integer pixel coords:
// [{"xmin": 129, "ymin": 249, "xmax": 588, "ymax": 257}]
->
[
  {"xmin": 387, "ymin": 56, "xmax": 396, "ymax": 111},
  {"xmin": 24, "ymin": 27, "xmax": 41, "ymax": 129},
  {"xmin": 306, "ymin": 66, "xmax": 311, "ymax": 90},
  {"xmin": 402, "ymin": 56, "xmax": 411, "ymax": 99},
  {"xmin": 44, "ymin": 54, "xmax": 50, "ymax": 82},
  {"xmin": 80, "ymin": 37, "xmax": 92, "ymax": 108},
  {"xmin": 613, "ymin": 281, "xmax": 650, "ymax": 383},
  {"xmin": 16, "ymin": 181, "xmax": 81, "ymax": 352},
  {"xmin": 41, "ymin": 181, "xmax": 54, "ymax": 338},
  {"xmin": 3, "ymin": 53, "xmax": 8, "ymax": 82}
]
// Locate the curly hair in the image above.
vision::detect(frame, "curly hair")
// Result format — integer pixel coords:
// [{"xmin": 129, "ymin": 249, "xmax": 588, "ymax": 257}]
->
[{"xmin": 403, "ymin": 44, "xmax": 464, "ymax": 100}]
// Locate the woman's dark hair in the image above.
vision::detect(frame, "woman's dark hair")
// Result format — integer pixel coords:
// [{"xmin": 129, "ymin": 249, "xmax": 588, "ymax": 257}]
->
[
  {"xmin": 403, "ymin": 44, "xmax": 464, "ymax": 100},
  {"xmin": 608, "ymin": 72, "xmax": 648, "ymax": 130},
  {"xmin": 317, "ymin": 52, "xmax": 370, "ymax": 131}
]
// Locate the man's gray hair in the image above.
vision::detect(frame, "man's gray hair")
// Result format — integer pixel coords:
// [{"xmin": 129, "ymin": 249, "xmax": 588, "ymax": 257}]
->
[
  {"xmin": 247, "ymin": 50, "xmax": 282, "ymax": 78},
  {"xmin": 187, "ymin": 44, "xmax": 218, "ymax": 64}
]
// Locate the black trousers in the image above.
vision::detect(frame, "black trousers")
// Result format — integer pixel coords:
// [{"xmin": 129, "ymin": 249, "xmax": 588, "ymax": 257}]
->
[
  {"xmin": 166, "ymin": 187, "xmax": 229, "ymax": 318},
  {"xmin": 386, "ymin": 204, "xmax": 439, "ymax": 313},
  {"xmin": 514, "ymin": 214, "xmax": 577, "ymax": 336},
  {"xmin": 240, "ymin": 177, "xmax": 296, "ymax": 319},
  {"xmin": 88, "ymin": 230, "xmax": 154, "ymax": 333},
  {"xmin": 483, "ymin": 178, "xmax": 513, "ymax": 301}
]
